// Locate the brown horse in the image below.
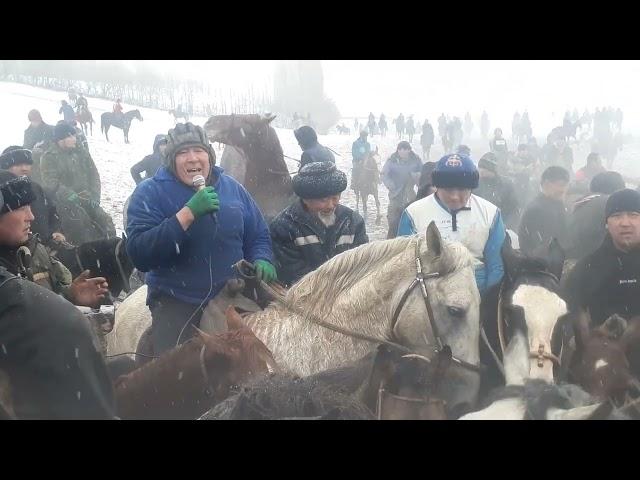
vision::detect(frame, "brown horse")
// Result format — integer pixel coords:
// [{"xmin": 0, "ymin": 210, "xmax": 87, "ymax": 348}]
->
[
  {"xmin": 353, "ymin": 148, "xmax": 382, "ymax": 225},
  {"xmin": 114, "ymin": 307, "xmax": 276, "ymax": 420},
  {"xmin": 169, "ymin": 109, "xmax": 189, "ymax": 123},
  {"xmin": 76, "ymin": 108, "xmax": 94, "ymax": 136},
  {"xmin": 568, "ymin": 311, "xmax": 640, "ymax": 405},
  {"xmin": 203, "ymin": 114, "xmax": 295, "ymax": 221}
]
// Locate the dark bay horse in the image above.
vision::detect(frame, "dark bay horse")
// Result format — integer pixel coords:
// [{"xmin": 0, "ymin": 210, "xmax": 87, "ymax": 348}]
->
[
  {"xmin": 52, "ymin": 235, "xmax": 134, "ymax": 300},
  {"xmin": 101, "ymin": 109, "xmax": 143, "ymax": 143},
  {"xmin": 204, "ymin": 113, "xmax": 295, "ymax": 222},
  {"xmin": 169, "ymin": 109, "xmax": 189, "ymax": 123},
  {"xmin": 114, "ymin": 309, "xmax": 276, "ymax": 420},
  {"xmin": 353, "ymin": 149, "xmax": 382, "ymax": 225},
  {"xmin": 76, "ymin": 108, "xmax": 94, "ymax": 136}
]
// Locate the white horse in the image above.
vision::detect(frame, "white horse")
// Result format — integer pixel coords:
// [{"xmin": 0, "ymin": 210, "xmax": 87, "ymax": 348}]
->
[{"xmin": 108, "ymin": 223, "xmax": 483, "ymax": 409}]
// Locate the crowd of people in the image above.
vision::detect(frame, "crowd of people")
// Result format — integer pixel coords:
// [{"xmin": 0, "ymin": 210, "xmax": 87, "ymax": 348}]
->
[{"xmin": 0, "ymin": 94, "xmax": 637, "ymax": 419}]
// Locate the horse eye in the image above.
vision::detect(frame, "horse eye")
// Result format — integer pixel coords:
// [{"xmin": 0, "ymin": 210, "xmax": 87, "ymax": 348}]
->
[{"xmin": 447, "ymin": 306, "xmax": 465, "ymax": 318}]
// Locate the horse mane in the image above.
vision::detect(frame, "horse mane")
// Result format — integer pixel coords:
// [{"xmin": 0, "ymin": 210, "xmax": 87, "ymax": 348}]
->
[{"xmin": 285, "ymin": 236, "xmax": 413, "ymax": 314}]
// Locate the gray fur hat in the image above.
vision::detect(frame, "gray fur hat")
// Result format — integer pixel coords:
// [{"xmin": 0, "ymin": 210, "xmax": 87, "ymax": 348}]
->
[
  {"xmin": 164, "ymin": 122, "xmax": 216, "ymax": 174},
  {"xmin": 292, "ymin": 162, "xmax": 347, "ymax": 199}
]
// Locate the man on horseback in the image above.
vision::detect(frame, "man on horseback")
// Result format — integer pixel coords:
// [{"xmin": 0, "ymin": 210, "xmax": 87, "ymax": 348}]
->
[
  {"xmin": 270, "ymin": 161, "xmax": 368, "ymax": 286},
  {"xmin": 381, "ymin": 141, "xmax": 422, "ymax": 239},
  {"xmin": 113, "ymin": 98, "xmax": 124, "ymax": 117},
  {"xmin": 420, "ymin": 119, "xmax": 435, "ymax": 160},
  {"xmin": 59, "ymin": 100, "xmax": 75, "ymax": 125},
  {"xmin": 130, "ymin": 134, "xmax": 168, "ymax": 185},
  {"xmin": 0, "ymin": 147, "xmax": 65, "ymax": 247},
  {"xmin": 351, "ymin": 130, "xmax": 371, "ymax": 192},
  {"xmin": 125, "ymin": 123, "xmax": 275, "ymax": 355},
  {"xmin": 40, "ymin": 123, "xmax": 116, "ymax": 244},
  {"xmin": 564, "ymin": 188, "xmax": 640, "ymax": 326},
  {"xmin": 295, "ymin": 125, "xmax": 335, "ymax": 169},
  {"xmin": 480, "ymin": 111, "xmax": 490, "ymax": 140},
  {"xmin": 0, "ymin": 174, "xmax": 115, "ymax": 418},
  {"xmin": 489, "ymin": 128, "xmax": 509, "ymax": 169},
  {"xmin": 378, "ymin": 113, "xmax": 388, "ymax": 137},
  {"xmin": 76, "ymin": 93, "xmax": 88, "ymax": 114},
  {"xmin": 397, "ymin": 153, "xmax": 506, "ymax": 295}
]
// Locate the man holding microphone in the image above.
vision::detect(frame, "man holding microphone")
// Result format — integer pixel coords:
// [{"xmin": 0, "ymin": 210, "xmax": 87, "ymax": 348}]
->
[{"xmin": 126, "ymin": 123, "xmax": 276, "ymax": 355}]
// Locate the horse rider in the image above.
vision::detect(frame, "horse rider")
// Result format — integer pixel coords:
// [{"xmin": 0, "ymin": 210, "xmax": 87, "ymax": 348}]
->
[
  {"xmin": 394, "ymin": 113, "xmax": 405, "ymax": 139},
  {"xmin": 518, "ymin": 166, "xmax": 570, "ymax": 257},
  {"xmin": 351, "ymin": 130, "xmax": 371, "ymax": 190},
  {"xmin": 381, "ymin": 140, "xmax": 422, "ymax": 239},
  {"xmin": 113, "ymin": 98, "xmax": 124, "ymax": 117},
  {"xmin": 544, "ymin": 129, "xmax": 574, "ymax": 173},
  {"xmin": 0, "ymin": 174, "xmax": 114, "ymax": 419},
  {"xmin": 420, "ymin": 119, "xmax": 435, "ymax": 160},
  {"xmin": 59, "ymin": 100, "xmax": 75, "ymax": 125},
  {"xmin": 397, "ymin": 153, "xmax": 506, "ymax": 296},
  {"xmin": 125, "ymin": 123, "xmax": 275, "ymax": 355},
  {"xmin": 480, "ymin": 111, "xmax": 490, "ymax": 140},
  {"xmin": 269, "ymin": 161, "xmax": 368, "ymax": 287},
  {"xmin": 294, "ymin": 125, "xmax": 335, "ymax": 170},
  {"xmin": 564, "ymin": 188, "xmax": 640, "ymax": 327},
  {"xmin": 474, "ymin": 153, "xmax": 519, "ymax": 230},
  {"xmin": 0, "ymin": 170, "xmax": 108, "ymax": 307},
  {"xmin": 566, "ymin": 171, "xmax": 626, "ymax": 260},
  {"xmin": 0, "ymin": 146, "xmax": 65, "ymax": 247},
  {"xmin": 76, "ymin": 93, "xmax": 88, "ymax": 114},
  {"xmin": 378, "ymin": 113, "xmax": 388, "ymax": 137},
  {"xmin": 489, "ymin": 128, "xmax": 509, "ymax": 169},
  {"xmin": 23, "ymin": 109, "xmax": 53, "ymax": 151},
  {"xmin": 40, "ymin": 123, "xmax": 116, "ymax": 241},
  {"xmin": 130, "ymin": 134, "xmax": 168, "ymax": 185},
  {"xmin": 405, "ymin": 116, "xmax": 415, "ymax": 143}
]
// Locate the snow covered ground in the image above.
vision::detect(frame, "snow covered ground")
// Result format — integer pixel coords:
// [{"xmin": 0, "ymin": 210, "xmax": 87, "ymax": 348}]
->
[{"xmin": 0, "ymin": 81, "xmax": 638, "ymax": 242}]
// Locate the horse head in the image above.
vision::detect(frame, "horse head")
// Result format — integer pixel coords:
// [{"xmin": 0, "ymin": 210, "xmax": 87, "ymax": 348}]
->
[
  {"xmin": 500, "ymin": 235, "xmax": 567, "ymax": 382},
  {"xmin": 203, "ymin": 113, "xmax": 276, "ymax": 146},
  {"xmin": 569, "ymin": 311, "xmax": 640, "ymax": 403},
  {"xmin": 392, "ymin": 222, "xmax": 481, "ymax": 410},
  {"xmin": 130, "ymin": 109, "xmax": 143, "ymax": 122}
]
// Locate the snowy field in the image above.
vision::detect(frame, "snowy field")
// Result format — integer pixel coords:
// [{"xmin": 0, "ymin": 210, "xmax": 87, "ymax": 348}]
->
[{"xmin": 0, "ymin": 81, "xmax": 638, "ymax": 241}]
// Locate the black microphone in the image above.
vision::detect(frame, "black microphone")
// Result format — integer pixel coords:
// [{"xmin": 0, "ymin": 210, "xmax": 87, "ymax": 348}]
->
[{"xmin": 192, "ymin": 175, "xmax": 217, "ymax": 223}]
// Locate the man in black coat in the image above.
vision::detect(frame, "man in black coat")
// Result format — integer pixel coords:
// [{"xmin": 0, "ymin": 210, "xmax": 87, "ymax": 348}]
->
[
  {"xmin": 518, "ymin": 166, "xmax": 570, "ymax": 256},
  {"xmin": 294, "ymin": 126, "xmax": 335, "ymax": 169},
  {"xmin": 474, "ymin": 154, "xmax": 519, "ymax": 230},
  {"xmin": 0, "ymin": 146, "xmax": 65, "ymax": 246},
  {"xmin": 564, "ymin": 189, "xmax": 640, "ymax": 326},
  {"xmin": 566, "ymin": 171, "xmax": 626, "ymax": 260},
  {"xmin": 23, "ymin": 109, "xmax": 54, "ymax": 150},
  {"xmin": 130, "ymin": 134, "xmax": 168, "ymax": 185},
  {"xmin": 270, "ymin": 162, "xmax": 368, "ymax": 286}
]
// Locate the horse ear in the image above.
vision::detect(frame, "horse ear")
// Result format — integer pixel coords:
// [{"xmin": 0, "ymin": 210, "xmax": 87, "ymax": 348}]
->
[
  {"xmin": 225, "ymin": 305, "xmax": 245, "ymax": 331},
  {"xmin": 597, "ymin": 314, "xmax": 628, "ymax": 340},
  {"xmin": 265, "ymin": 114, "xmax": 277, "ymax": 124},
  {"xmin": 572, "ymin": 309, "xmax": 591, "ymax": 352},
  {"xmin": 547, "ymin": 238, "xmax": 566, "ymax": 280},
  {"xmin": 425, "ymin": 221, "xmax": 442, "ymax": 258}
]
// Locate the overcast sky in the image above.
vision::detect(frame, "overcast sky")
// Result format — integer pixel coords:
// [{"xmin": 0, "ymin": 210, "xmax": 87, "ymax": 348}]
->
[{"xmin": 131, "ymin": 60, "xmax": 640, "ymax": 132}]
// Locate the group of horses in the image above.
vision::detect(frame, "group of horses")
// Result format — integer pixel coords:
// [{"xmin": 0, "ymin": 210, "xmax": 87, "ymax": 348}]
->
[{"xmin": 4, "ymin": 112, "xmax": 638, "ymax": 419}]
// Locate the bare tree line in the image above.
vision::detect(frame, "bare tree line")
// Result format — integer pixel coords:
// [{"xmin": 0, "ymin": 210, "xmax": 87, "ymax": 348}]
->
[{"xmin": 0, "ymin": 60, "xmax": 272, "ymax": 117}]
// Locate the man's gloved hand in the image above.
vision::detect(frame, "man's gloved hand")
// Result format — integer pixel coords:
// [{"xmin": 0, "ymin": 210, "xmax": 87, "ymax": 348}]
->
[
  {"xmin": 254, "ymin": 259, "xmax": 277, "ymax": 283},
  {"xmin": 186, "ymin": 186, "xmax": 219, "ymax": 218}
]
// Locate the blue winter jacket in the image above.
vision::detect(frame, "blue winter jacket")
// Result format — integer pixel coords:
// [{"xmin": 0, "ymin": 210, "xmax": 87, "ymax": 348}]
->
[
  {"xmin": 126, "ymin": 165, "xmax": 273, "ymax": 305},
  {"xmin": 351, "ymin": 138, "xmax": 371, "ymax": 163}
]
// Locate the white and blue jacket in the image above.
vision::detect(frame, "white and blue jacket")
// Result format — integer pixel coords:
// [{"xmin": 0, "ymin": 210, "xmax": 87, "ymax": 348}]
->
[{"xmin": 397, "ymin": 193, "xmax": 506, "ymax": 295}]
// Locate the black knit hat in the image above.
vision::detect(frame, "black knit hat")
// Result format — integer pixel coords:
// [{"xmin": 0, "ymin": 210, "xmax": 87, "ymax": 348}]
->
[
  {"xmin": 0, "ymin": 147, "xmax": 33, "ymax": 169},
  {"xmin": 292, "ymin": 162, "xmax": 347, "ymax": 199},
  {"xmin": 590, "ymin": 171, "xmax": 625, "ymax": 195},
  {"xmin": 605, "ymin": 188, "xmax": 640, "ymax": 219},
  {"xmin": 0, "ymin": 171, "xmax": 35, "ymax": 214},
  {"xmin": 478, "ymin": 155, "xmax": 498, "ymax": 175},
  {"xmin": 53, "ymin": 122, "xmax": 77, "ymax": 142},
  {"xmin": 164, "ymin": 122, "xmax": 216, "ymax": 175}
]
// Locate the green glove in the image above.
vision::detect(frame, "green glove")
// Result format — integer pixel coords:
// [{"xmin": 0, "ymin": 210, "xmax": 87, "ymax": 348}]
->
[
  {"xmin": 254, "ymin": 260, "xmax": 277, "ymax": 283},
  {"xmin": 67, "ymin": 192, "xmax": 80, "ymax": 203},
  {"xmin": 186, "ymin": 186, "xmax": 219, "ymax": 218}
]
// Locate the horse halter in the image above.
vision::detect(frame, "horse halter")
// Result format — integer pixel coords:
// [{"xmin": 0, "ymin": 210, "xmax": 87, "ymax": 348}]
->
[
  {"xmin": 389, "ymin": 237, "xmax": 483, "ymax": 375},
  {"xmin": 496, "ymin": 270, "xmax": 562, "ymax": 371}
]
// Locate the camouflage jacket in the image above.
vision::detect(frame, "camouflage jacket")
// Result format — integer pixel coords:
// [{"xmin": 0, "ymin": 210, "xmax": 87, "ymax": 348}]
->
[
  {"xmin": 0, "ymin": 235, "xmax": 73, "ymax": 299},
  {"xmin": 40, "ymin": 143, "xmax": 101, "ymax": 204}
]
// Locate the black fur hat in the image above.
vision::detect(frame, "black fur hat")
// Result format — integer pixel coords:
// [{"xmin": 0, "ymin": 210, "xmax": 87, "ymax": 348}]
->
[
  {"xmin": 0, "ymin": 171, "xmax": 35, "ymax": 214},
  {"xmin": 292, "ymin": 162, "xmax": 347, "ymax": 199},
  {"xmin": 0, "ymin": 147, "xmax": 33, "ymax": 169}
]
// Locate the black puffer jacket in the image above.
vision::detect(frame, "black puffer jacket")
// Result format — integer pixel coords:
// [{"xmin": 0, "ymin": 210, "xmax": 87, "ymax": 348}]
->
[
  {"xmin": 474, "ymin": 175, "xmax": 519, "ymax": 229},
  {"xmin": 130, "ymin": 134, "xmax": 166, "ymax": 184},
  {"xmin": 518, "ymin": 193, "xmax": 568, "ymax": 256},
  {"xmin": 564, "ymin": 236, "xmax": 640, "ymax": 326},
  {"xmin": 295, "ymin": 126, "xmax": 336, "ymax": 169},
  {"xmin": 269, "ymin": 201, "xmax": 368, "ymax": 286}
]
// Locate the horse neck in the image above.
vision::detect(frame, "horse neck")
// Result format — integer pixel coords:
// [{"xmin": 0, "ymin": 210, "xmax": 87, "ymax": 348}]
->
[{"xmin": 243, "ymin": 131, "xmax": 291, "ymax": 189}]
